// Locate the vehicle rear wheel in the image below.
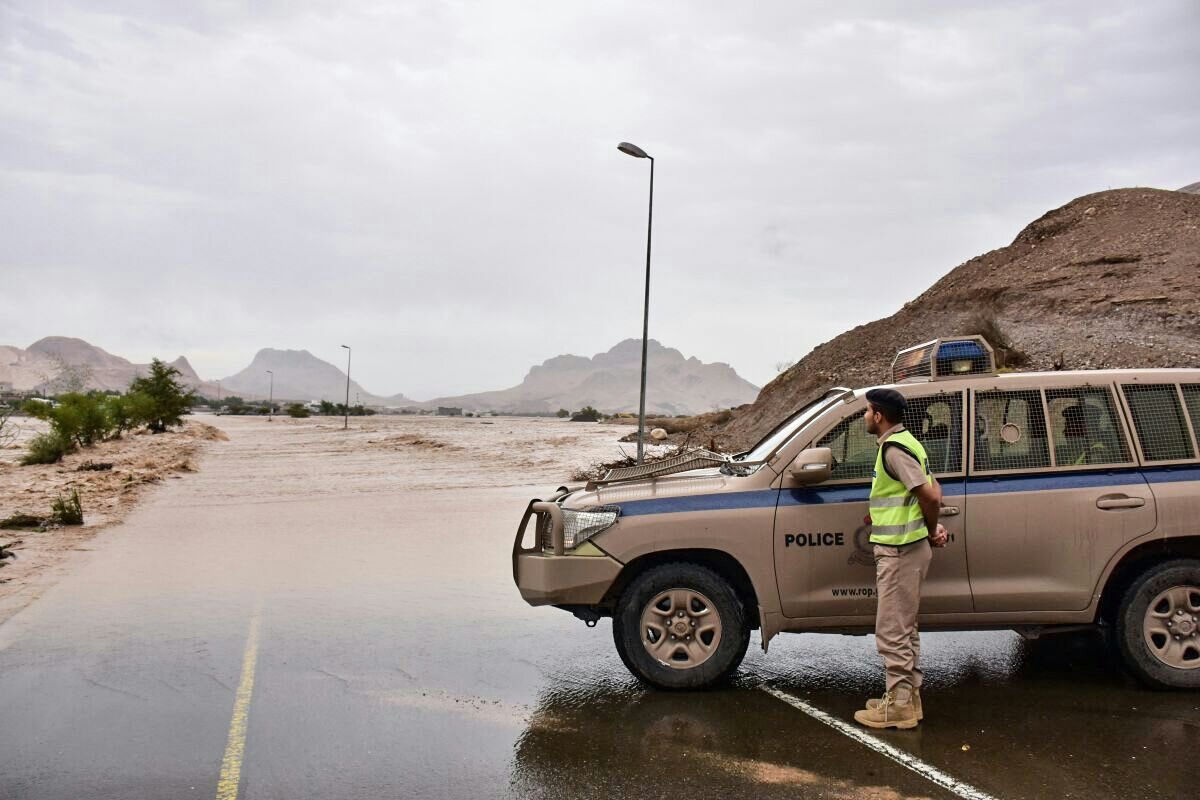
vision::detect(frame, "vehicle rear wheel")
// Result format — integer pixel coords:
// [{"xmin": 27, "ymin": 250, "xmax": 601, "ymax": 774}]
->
[
  {"xmin": 612, "ymin": 562, "xmax": 749, "ymax": 690},
  {"xmin": 1115, "ymin": 559, "xmax": 1200, "ymax": 689}
]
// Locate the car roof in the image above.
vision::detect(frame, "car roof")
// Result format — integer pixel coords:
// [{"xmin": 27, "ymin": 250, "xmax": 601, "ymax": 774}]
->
[{"xmin": 855, "ymin": 367, "xmax": 1200, "ymax": 396}]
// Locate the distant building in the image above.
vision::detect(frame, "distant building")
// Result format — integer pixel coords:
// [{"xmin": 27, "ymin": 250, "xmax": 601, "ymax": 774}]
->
[{"xmin": 437, "ymin": 406, "xmax": 463, "ymax": 417}]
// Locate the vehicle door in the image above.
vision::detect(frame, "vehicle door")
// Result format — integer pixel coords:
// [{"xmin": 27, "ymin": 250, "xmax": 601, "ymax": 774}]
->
[
  {"xmin": 965, "ymin": 383, "xmax": 1155, "ymax": 612},
  {"xmin": 773, "ymin": 389, "xmax": 972, "ymax": 619}
]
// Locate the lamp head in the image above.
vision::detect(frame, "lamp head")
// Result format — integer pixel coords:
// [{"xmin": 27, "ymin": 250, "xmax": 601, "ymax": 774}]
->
[{"xmin": 617, "ymin": 142, "xmax": 650, "ymax": 159}]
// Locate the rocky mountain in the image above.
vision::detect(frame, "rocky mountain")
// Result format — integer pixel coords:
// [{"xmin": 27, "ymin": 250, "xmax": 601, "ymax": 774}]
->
[
  {"xmin": 218, "ymin": 348, "xmax": 412, "ymax": 405},
  {"xmin": 421, "ymin": 339, "xmax": 759, "ymax": 415},
  {"xmin": 0, "ymin": 337, "xmax": 211, "ymax": 395},
  {"xmin": 703, "ymin": 187, "xmax": 1200, "ymax": 450}
]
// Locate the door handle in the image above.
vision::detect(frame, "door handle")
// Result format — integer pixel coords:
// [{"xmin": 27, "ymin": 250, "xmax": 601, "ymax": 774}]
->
[
  {"xmin": 1096, "ymin": 495, "xmax": 1146, "ymax": 510},
  {"xmin": 939, "ymin": 506, "xmax": 960, "ymax": 517}
]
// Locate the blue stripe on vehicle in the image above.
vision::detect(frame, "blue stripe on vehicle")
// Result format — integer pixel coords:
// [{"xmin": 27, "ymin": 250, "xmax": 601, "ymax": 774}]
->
[
  {"xmin": 612, "ymin": 466, "xmax": 1200, "ymax": 517},
  {"xmin": 1142, "ymin": 465, "xmax": 1200, "ymax": 484},
  {"xmin": 618, "ymin": 490, "xmax": 777, "ymax": 517},
  {"xmin": 964, "ymin": 468, "xmax": 1147, "ymax": 495}
]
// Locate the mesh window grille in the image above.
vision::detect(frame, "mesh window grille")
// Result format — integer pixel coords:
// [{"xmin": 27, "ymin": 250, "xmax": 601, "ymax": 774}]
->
[
  {"xmin": 1181, "ymin": 385, "xmax": 1200, "ymax": 444},
  {"xmin": 973, "ymin": 389, "xmax": 1051, "ymax": 472},
  {"xmin": 1123, "ymin": 384, "xmax": 1196, "ymax": 462},
  {"xmin": 817, "ymin": 411, "xmax": 877, "ymax": 481},
  {"xmin": 816, "ymin": 393, "xmax": 964, "ymax": 480},
  {"xmin": 1045, "ymin": 387, "xmax": 1132, "ymax": 467},
  {"xmin": 902, "ymin": 393, "xmax": 964, "ymax": 474}
]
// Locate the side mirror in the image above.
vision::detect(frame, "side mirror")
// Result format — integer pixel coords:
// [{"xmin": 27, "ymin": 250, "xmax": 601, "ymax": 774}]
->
[{"xmin": 789, "ymin": 447, "xmax": 833, "ymax": 484}]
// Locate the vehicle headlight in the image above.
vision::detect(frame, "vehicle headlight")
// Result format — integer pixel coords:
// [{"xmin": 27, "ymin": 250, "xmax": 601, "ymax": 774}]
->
[{"xmin": 561, "ymin": 505, "xmax": 620, "ymax": 550}]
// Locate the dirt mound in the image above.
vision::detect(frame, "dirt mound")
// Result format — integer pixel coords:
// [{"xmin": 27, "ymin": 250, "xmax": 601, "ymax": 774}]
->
[{"xmin": 705, "ymin": 187, "xmax": 1200, "ymax": 450}]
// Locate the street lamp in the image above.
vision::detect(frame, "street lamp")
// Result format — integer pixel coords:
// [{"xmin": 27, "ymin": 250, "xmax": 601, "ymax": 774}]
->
[
  {"xmin": 340, "ymin": 345, "xmax": 351, "ymax": 430},
  {"xmin": 618, "ymin": 141, "xmax": 654, "ymax": 464},
  {"xmin": 266, "ymin": 370, "xmax": 274, "ymax": 421}
]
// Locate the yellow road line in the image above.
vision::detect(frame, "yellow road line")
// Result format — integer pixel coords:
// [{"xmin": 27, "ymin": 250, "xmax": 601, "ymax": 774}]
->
[{"xmin": 215, "ymin": 611, "xmax": 261, "ymax": 800}]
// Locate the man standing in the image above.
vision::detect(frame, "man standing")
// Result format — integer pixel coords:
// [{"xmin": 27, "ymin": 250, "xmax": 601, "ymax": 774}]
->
[{"xmin": 853, "ymin": 388, "xmax": 948, "ymax": 730}]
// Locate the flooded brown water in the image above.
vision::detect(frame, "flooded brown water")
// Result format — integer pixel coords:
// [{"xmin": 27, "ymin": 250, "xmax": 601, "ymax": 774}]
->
[{"xmin": 0, "ymin": 415, "xmax": 1195, "ymax": 799}]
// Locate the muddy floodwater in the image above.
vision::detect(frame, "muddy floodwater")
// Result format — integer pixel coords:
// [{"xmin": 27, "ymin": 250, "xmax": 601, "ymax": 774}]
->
[{"xmin": 0, "ymin": 415, "xmax": 1195, "ymax": 799}]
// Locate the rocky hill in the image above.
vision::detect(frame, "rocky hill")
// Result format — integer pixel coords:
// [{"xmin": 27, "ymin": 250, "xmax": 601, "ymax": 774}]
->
[
  {"xmin": 710, "ymin": 187, "xmax": 1200, "ymax": 450},
  {"xmin": 421, "ymin": 339, "xmax": 759, "ymax": 415},
  {"xmin": 0, "ymin": 337, "xmax": 210, "ymax": 395},
  {"xmin": 218, "ymin": 348, "xmax": 413, "ymax": 405}
]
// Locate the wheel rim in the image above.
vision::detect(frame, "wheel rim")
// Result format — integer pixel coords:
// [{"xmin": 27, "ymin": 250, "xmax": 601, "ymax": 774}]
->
[
  {"xmin": 1143, "ymin": 584, "xmax": 1200, "ymax": 669},
  {"xmin": 640, "ymin": 588, "xmax": 722, "ymax": 670}
]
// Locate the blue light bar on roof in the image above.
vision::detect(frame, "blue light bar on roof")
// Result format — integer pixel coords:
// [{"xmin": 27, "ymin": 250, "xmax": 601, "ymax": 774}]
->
[{"xmin": 890, "ymin": 336, "xmax": 996, "ymax": 383}]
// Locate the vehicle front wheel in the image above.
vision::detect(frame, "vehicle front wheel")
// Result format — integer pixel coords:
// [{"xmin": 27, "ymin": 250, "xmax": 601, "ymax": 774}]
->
[
  {"xmin": 1115, "ymin": 559, "xmax": 1200, "ymax": 689},
  {"xmin": 612, "ymin": 562, "xmax": 750, "ymax": 690}
]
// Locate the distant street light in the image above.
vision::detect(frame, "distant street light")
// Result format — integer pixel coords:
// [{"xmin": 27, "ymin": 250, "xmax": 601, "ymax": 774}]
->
[
  {"xmin": 617, "ymin": 141, "xmax": 654, "ymax": 464},
  {"xmin": 340, "ymin": 345, "xmax": 351, "ymax": 430},
  {"xmin": 266, "ymin": 370, "xmax": 274, "ymax": 421}
]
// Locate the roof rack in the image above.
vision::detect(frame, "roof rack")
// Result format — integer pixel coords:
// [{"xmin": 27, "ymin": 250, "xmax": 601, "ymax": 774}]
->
[{"xmin": 890, "ymin": 336, "xmax": 996, "ymax": 383}]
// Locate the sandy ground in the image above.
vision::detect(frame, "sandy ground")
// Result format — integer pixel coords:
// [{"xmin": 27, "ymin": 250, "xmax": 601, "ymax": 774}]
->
[{"xmin": 0, "ymin": 413, "xmax": 628, "ymax": 625}]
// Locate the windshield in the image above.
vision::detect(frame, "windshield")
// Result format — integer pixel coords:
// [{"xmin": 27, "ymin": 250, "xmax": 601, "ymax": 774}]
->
[{"xmin": 735, "ymin": 388, "xmax": 851, "ymax": 463}]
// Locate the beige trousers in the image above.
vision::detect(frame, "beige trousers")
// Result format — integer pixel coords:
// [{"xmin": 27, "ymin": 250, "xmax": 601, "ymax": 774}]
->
[{"xmin": 873, "ymin": 538, "xmax": 933, "ymax": 696}]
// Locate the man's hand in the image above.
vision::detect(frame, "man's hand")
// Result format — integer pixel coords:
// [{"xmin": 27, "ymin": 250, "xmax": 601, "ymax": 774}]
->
[{"xmin": 930, "ymin": 523, "xmax": 949, "ymax": 548}]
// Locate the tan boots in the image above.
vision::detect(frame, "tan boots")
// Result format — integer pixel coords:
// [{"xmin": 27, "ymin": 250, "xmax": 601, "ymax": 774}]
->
[{"xmin": 853, "ymin": 689, "xmax": 921, "ymax": 729}]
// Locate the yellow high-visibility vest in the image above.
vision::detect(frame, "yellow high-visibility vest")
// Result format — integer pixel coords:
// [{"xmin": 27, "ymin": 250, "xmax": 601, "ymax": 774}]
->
[{"xmin": 869, "ymin": 429, "xmax": 932, "ymax": 546}]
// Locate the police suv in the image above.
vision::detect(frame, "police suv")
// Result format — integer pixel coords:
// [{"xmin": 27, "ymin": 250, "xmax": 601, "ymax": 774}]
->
[{"xmin": 513, "ymin": 337, "xmax": 1200, "ymax": 690}]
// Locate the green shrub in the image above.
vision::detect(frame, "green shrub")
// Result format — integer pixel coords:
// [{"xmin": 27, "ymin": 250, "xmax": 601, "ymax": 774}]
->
[
  {"xmin": 105, "ymin": 393, "xmax": 146, "ymax": 437},
  {"xmin": 51, "ymin": 489, "xmax": 83, "ymax": 525},
  {"xmin": 287, "ymin": 404, "xmax": 310, "ymax": 418},
  {"xmin": 23, "ymin": 393, "xmax": 114, "ymax": 447},
  {"xmin": 128, "ymin": 359, "xmax": 194, "ymax": 433},
  {"xmin": 20, "ymin": 431, "xmax": 75, "ymax": 465}
]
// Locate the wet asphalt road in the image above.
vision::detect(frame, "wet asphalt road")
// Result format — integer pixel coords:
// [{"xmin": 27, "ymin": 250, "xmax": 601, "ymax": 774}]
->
[{"xmin": 1, "ymin": 417, "xmax": 1197, "ymax": 799}]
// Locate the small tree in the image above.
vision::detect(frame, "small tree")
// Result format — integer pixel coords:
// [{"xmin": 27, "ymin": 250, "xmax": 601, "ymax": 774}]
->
[
  {"xmin": 556, "ymin": 408, "xmax": 570, "ymax": 418},
  {"xmin": 128, "ymin": 359, "xmax": 194, "ymax": 433},
  {"xmin": 286, "ymin": 403, "xmax": 310, "ymax": 418},
  {"xmin": 24, "ymin": 393, "xmax": 113, "ymax": 447}
]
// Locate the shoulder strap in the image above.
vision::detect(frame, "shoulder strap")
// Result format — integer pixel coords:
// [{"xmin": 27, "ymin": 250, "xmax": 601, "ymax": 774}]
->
[{"xmin": 881, "ymin": 440, "xmax": 922, "ymax": 481}]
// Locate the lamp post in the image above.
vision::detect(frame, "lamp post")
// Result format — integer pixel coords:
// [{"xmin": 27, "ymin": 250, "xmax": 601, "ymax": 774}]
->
[
  {"xmin": 266, "ymin": 370, "xmax": 274, "ymax": 421},
  {"xmin": 340, "ymin": 345, "xmax": 351, "ymax": 430},
  {"xmin": 617, "ymin": 141, "xmax": 654, "ymax": 464}
]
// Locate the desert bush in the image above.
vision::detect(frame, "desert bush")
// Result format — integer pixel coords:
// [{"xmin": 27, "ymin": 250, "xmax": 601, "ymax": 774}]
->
[
  {"xmin": 51, "ymin": 489, "xmax": 84, "ymax": 525},
  {"xmin": 104, "ymin": 393, "xmax": 146, "ymax": 437},
  {"xmin": 20, "ymin": 431, "xmax": 76, "ymax": 465},
  {"xmin": 287, "ymin": 403, "xmax": 310, "ymax": 418},
  {"xmin": 24, "ymin": 393, "xmax": 113, "ymax": 447},
  {"xmin": 556, "ymin": 409, "xmax": 570, "ymax": 418},
  {"xmin": 128, "ymin": 359, "xmax": 194, "ymax": 433},
  {"xmin": 571, "ymin": 406, "xmax": 602, "ymax": 422}
]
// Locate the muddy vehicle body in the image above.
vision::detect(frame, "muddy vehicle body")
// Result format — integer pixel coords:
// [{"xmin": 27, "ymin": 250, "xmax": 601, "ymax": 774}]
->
[{"xmin": 514, "ymin": 338, "xmax": 1200, "ymax": 689}]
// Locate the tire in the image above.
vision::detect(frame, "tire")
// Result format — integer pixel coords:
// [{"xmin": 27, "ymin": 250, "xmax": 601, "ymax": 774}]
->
[
  {"xmin": 612, "ymin": 562, "xmax": 750, "ymax": 690},
  {"xmin": 1114, "ymin": 559, "xmax": 1200, "ymax": 689}
]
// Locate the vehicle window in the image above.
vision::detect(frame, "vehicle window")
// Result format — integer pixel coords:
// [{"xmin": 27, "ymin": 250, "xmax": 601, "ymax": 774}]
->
[
  {"xmin": 815, "ymin": 392, "xmax": 963, "ymax": 481},
  {"xmin": 1045, "ymin": 387, "xmax": 1131, "ymax": 467},
  {"xmin": 1181, "ymin": 385, "xmax": 1200, "ymax": 443},
  {"xmin": 902, "ymin": 393, "xmax": 963, "ymax": 474},
  {"xmin": 1122, "ymin": 384, "xmax": 1196, "ymax": 462},
  {"xmin": 972, "ymin": 389, "xmax": 1051, "ymax": 472},
  {"xmin": 816, "ymin": 411, "xmax": 877, "ymax": 481},
  {"xmin": 739, "ymin": 389, "xmax": 847, "ymax": 462}
]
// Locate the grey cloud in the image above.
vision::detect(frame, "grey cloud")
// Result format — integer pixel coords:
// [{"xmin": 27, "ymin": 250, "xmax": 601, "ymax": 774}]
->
[{"xmin": 1, "ymin": 1, "xmax": 1197, "ymax": 398}]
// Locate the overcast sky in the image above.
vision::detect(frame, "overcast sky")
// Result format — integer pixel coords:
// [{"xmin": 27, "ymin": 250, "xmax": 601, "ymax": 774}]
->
[{"xmin": 2, "ymin": 2, "xmax": 1198, "ymax": 399}]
